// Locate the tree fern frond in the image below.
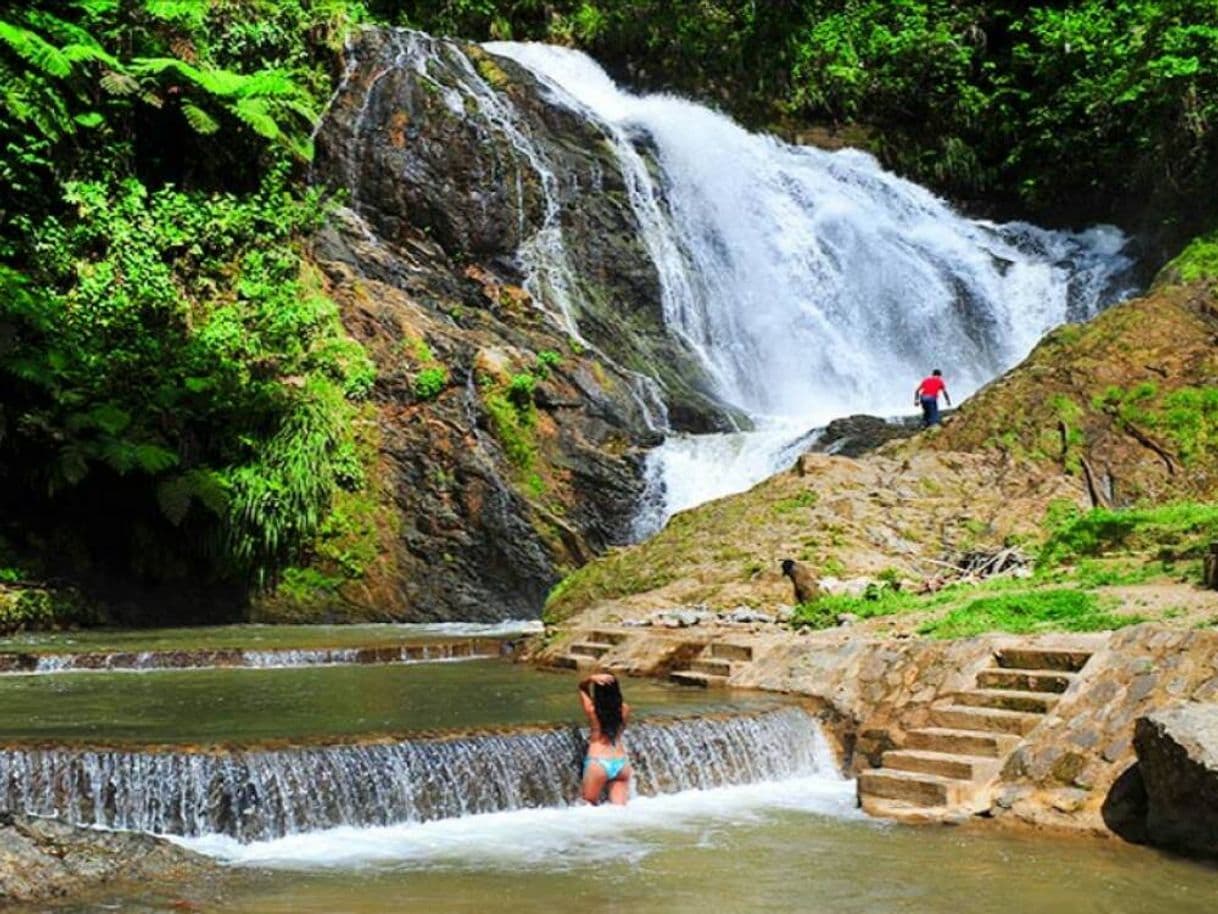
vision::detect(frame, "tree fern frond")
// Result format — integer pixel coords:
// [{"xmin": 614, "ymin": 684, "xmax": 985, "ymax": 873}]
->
[
  {"xmin": 99, "ymin": 69, "xmax": 139, "ymax": 96},
  {"xmin": 0, "ymin": 20, "xmax": 72, "ymax": 78},
  {"xmin": 134, "ymin": 443, "xmax": 179, "ymax": 474},
  {"xmin": 144, "ymin": 1, "xmax": 209, "ymax": 28},
  {"xmin": 61, "ymin": 42, "xmax": 119, "ymax": 69},
  {"xmin": 234, "ymin": 97, "xmax": 279, "ymax": 139},
  {"xmin": 156, "ymin": 474, "xmax": 192, "ymax": 525},
  {"xmin": 181, "ymin": 101, "xmax": 219, "ymax": 134},
  {"xmin": 236, "ymin": 69, "xmax": 305, "ymax": 100}
]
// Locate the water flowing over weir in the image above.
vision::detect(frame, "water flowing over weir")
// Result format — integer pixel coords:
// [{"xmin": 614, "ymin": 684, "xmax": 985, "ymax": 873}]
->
[
  {"xmin": 0, "ymin": 708, "xmax": 836, "ymax": 842},
  {"xmin": 0, "ymin": 640, "xmax": 507, "ymax": 675},
  {"xmin": 319, "ymin": 31, "xmax": 1135, "ymax": 523}
]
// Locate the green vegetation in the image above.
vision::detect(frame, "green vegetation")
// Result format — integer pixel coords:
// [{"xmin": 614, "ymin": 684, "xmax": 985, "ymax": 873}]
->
[
  {"xmin": 414, "ymin": 366, "xmax": 449, "ymax": 400},
  {"xmin": 1094, "ymin": 383, "xmax": 1218, "ymax": 467},
  {"xmin": 0, "ymin": 2, "xmax": 380, "ymax": 622},
  {"xmin": 792, "ymin": 586, "xmax": 916, "ymax": 630},
  {"xmin": 920, "ymin": 589, "xmax": 1138, "ymax": 639},
  {"xmin": 534, "ymin": 349, "xmax": 562, "ymax": 378},
  {"xmin": 1160, "ymin": 231, "xmax": 1218, "ymax": 284},
  {"xmin": 774, "ymin": 491, "xmax": 819, "ymax": 513},
  {"xmin": 481, "ymin": 371, "xmax": 539, "ymax": 471},
  {"xmin": 790, "ymin": 577, "xmax": 1148, "ymax": 638},
  {"xmin": 1039, "ymin": 502, "xmax": 1218, "ymax": 566}
]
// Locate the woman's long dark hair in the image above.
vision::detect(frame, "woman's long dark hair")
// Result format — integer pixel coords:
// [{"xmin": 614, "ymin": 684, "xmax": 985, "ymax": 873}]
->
[{"xmin": 591, "ymin": 678, "xmax": 625, "ymax": 743}]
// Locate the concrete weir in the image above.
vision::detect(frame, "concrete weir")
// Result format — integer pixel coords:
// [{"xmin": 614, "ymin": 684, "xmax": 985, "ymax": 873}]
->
[
  {"xmin": 0, "ymin": 707, "xmax": 836, "ymax": 841},
  {"xmin": 538, "ymin": 623, "xmax": 1218, "ymax": 838},
  {"xmin": 0, "ymin": 639, "xmax": 514, "ymax": 675}
]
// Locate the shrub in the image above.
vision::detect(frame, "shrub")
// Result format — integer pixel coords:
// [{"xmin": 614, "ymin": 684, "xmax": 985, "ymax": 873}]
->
[
  {"xmin": 1040, "ymin": 503, "xmax": 1218, "ymax": 566},
  {"xmin": 414, "ymin": 366, "xmax": 449, "ymax": 400}
]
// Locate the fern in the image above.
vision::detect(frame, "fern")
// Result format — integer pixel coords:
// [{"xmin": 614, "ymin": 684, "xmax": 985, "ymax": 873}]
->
[
  {"xmin": 0, "ymin": 20, "xmax": 72, "ymax": 78},
  {"xmin": 181, "ymin": 101, "xmax": 218, "ymax": 134}
]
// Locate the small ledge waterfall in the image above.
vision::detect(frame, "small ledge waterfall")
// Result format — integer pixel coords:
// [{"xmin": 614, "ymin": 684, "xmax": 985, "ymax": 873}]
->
[{"xmin": 0, "ymin": 708, "xmax": 837, "ymax": 842}]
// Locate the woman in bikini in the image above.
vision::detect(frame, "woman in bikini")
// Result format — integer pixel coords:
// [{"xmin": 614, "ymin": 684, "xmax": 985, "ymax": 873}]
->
[{"xmin": 578, "ymin": 672, "xmax": 632, "ymax": 805}]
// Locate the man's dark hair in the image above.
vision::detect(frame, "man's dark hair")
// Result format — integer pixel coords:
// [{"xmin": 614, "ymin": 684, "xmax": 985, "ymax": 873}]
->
[{"xmin": 932, "ymin": 369, "xmax": 942, "ymax": 376}]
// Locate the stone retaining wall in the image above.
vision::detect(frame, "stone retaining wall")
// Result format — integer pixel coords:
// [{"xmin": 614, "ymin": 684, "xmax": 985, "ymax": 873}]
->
[{"xmin": 548, "ymin": 623, "xmax": 1218, "ymax": 837}]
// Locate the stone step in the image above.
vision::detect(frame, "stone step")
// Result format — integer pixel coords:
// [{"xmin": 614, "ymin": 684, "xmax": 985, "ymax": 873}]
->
[
  {"xmin": 932, "ymin": 704, "xmax": 1042, "ymax": 736},
  {"xmin": 690, "ymin": 658, "xmax": 732, "ymax": 677},
  {"xmin": 906, "ymin": 727, "xmax": 1021, "ymax": 758},
  {"xmin": 669, "ymin": 670, "xmax": 729, "ymax": 688},
  {"xmin": 709, "ymin": 643, "xmax": 753, "ymax": 662},
  {"xmin": 857, "ymin": 769, "xmax": 968, "ymax": 807},
  {"xmin": 976, "ymin": 668, "xmax": 1075, "ymax": 694},
  {"xmin": 586, "ymin": 630, "xmax": 630, "ymax": 646},
  {"xmin": 995, "ymin": 648, "xmax": 1091, "ymax": 673},
  {"xmin": 954, "ymin": 689, "xmax": 1060, "ymax": 714},
  {"xmin": 883, "ymin": 749, "xmax": 1002, "ymax": 782},
  {"xmin": 550, "ymin": 655, "xmax": 580, "ymax": 670},
  {"xmin": 569, "ymin": 642, "xmax": 610, "ymax": 658}
]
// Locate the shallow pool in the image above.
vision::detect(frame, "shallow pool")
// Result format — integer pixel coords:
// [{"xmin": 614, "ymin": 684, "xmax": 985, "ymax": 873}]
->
[
  {"xmin": 39, "ymin": 778, "xmax": 1218, "ymax": 914},
  {"xmin": 0, "ymin": 658, "xmax": 771, "ymax": 746}
]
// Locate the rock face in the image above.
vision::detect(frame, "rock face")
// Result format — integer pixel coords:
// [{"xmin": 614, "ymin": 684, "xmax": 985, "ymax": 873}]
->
[
  {"xmin": 314, "ymin": 29, "xmax": 731, "ymax": 433},
  {"xmin": 1133, "ymin": 703, "xmax": 1218, "ymax": 857},
  {"xmin": 281, "ymin": 28, "xmax": 760, "ymax": 621},
  {"xmin": 0, "ymin": 813, "xmax": 214, "ymax": 905},
  {"xmin": 287, "ymin": 209, "xmax": 654, "ymax": 621}
]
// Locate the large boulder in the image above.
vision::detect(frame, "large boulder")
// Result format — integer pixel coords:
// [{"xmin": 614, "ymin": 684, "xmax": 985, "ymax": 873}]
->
[
  {"xmin": 1133, "ymin": 703, "xmax": 1218, "ymax": 857},
  {"xmin": 0, "ymin": 812, "xmax": 213, "ymax": 905}
]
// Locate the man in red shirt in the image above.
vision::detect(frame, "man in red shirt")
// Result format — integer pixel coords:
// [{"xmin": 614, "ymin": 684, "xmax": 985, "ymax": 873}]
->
[{"xmin": 915, "ymin": 369, "xmax": 951, "ymax": 427}]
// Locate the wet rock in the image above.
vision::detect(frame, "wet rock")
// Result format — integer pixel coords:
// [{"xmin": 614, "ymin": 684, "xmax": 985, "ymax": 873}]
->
[
  {"xmin": 810, "ymin": 414, "xmax": 922, "ymax": 458},
  {"xmin": 0, "ymin": 813, "xmax": 214, "ymax": 905},
  {"xmin": 314, "ymin": 30, "xmax": 734, "ymax": 433},
  {"xmin": 1134, "ymin": 703, "xmax": 1218, "ymax": 858}
]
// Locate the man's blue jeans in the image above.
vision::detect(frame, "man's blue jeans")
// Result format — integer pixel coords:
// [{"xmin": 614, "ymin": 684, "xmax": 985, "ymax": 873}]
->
[{"xmin": 921, "ymin": 395, "xmax": 940, "ymax": 427}]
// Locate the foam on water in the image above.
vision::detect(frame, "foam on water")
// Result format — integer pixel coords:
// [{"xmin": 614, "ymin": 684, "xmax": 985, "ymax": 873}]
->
[{"xmin": 177, "ymin": 773, "xmax": 859, "ymax": 870}]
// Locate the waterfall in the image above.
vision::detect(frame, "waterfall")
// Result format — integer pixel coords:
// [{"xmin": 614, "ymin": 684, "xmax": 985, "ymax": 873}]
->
[
  {"xmin": 322, "ymin": 32, "xmax": 1134, "ymax": 523},
  {"xmin": 0, "ymin": 708, "xmax": 836, "ymax": 841},
  {"xmin": 476, "ymin": 42, "xmax": 1135, "ymax": 522}
]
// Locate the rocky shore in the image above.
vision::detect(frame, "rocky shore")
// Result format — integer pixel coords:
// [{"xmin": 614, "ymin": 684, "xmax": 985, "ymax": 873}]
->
[{"xmin": 0, "ymin": 813, "xmax": 217, "ymax": 907}]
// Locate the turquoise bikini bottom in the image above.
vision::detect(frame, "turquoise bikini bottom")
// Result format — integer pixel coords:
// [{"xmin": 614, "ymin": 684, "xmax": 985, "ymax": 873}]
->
[{"xmin": 583, "ymin": 755, "xmax": 629, "ymax": 780}]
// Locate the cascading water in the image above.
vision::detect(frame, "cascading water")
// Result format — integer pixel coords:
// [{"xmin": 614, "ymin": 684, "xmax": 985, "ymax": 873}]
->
[
  {"xmin": 474, "ymin": 42, "xmax": 1135, "ymax": 526},
  {"xmin": 0, "ymin": 640, "xmax": 506, "ymax": 675},
  {"xmin": 0, "ymin": 708, "xmax": 836, "ymax": 841}
]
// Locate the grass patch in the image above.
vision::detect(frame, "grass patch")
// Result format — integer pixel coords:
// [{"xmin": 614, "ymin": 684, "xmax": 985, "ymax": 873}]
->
[
  {"xmin": 919, "ymin": 589, "xmax": 1141, "ymax": 638},
  {"xmin": 792, "ymin": 587, "xmax": 917, "ymax": 629},
  {"xmin": 774, "ymin": 491, "xmax": 818, "ymax": 513},
  {"xmin": 1040, "ymin": 502, "xmax": 1218, "ymax": 565}
]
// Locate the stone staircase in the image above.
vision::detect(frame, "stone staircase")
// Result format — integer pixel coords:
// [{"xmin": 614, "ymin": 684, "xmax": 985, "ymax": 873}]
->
[
  {"xmin": 669, "ymin": 642, "xmax": 753, "ymax": 688},
  {"xmin": 858, "ymin": 645, "xmax": 1093, "ymax": 818},
  {"xmin": 552, "ymin": 630, "xmax": 630, "ymax": 670}
]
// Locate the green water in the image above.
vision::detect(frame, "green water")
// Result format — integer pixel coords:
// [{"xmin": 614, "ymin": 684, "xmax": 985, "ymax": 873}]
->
[
  {"xmin": 38, "ymin": 810, "xmax": 1218, "ymax": 914},
  {"xmin": 0, "ymin": 659, "xmax": 764, "ymax": 746},
  {"xmin": 0, "ymin": 622, "xmax": 530, "ymax": 655}
]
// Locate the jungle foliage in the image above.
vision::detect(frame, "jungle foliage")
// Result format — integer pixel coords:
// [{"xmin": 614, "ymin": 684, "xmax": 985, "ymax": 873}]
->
[{"xmin": 0, "ymin": 1, "xmax": 375, "ymax": 616}]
